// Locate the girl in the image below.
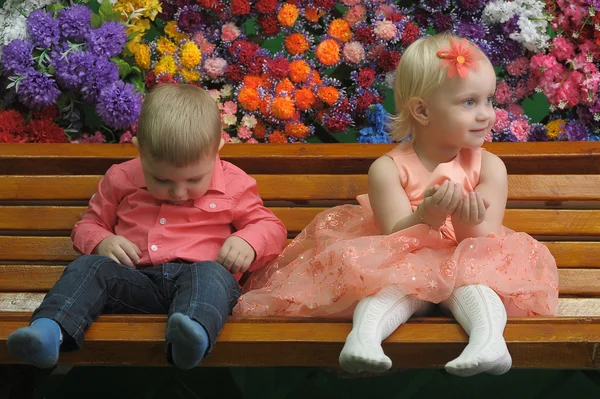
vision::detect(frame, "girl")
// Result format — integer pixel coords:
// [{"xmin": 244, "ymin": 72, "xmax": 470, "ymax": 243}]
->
[{"xmin": 234, "ymin": 34, "xmax": 558, "ymax": 377}]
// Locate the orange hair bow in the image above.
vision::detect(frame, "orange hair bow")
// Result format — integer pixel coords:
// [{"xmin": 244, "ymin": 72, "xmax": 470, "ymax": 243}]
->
[{"xmin": 436, "ymin": 37, "xmax": 484, "ymax": 79}]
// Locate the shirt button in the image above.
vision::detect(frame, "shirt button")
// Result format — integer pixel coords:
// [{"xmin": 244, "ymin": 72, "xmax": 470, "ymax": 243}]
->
[
  {"xmin": 151, "ymin": 245, "xmax": 158, "ymax": 252},
  {"xmin": 159, "ymin": 218, "xmax": 166, "ymax": 225},
  {"xmin": 209, "ymin": 203, "xmax": 216, "ymax": 209}
]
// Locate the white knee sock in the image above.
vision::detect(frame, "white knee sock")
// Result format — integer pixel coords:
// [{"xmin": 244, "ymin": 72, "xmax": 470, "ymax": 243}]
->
[
  {"xmin": 339, "ymin": 285, "xmax": 431, "ymax": 374},
  {"xmin": 441, "ymin": 284, "xmax": 512, "ymax": 377}
]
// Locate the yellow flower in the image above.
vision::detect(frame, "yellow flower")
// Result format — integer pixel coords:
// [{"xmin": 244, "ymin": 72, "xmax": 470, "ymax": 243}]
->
[
  {"xmin": 142, "ymin": 0, "xmax": 162, "ymax": 20},
  {"xmin": 154, "ymin": 55, "xmax": 177, "ymax": 76},
  {"xmin": 127, "ymin": 18, "xmax": 150, "ymax": 35},
  {"xmin": 180, "ymin": 68, "xmax": 200, "ymax": 83},
  {"xmin": 127, "ymin": 34, "xmax": 142, "ymax": 54},
  {"xmin": 180, "ymin": 41, "xmax": 202, "ymax": 69},
  {"xmin": 156, "ymin": 37, "xmax": 177, "ymax": 55},
  {"xmin": 546, "ymin": 119, "xmax": 565, "ymax": 140},
  {"xmin": 134, "ymin": 43, "xmax": 151, "ymax": 70},
  {"xmin": 165, "ymin": 21, "xmax": 188, "ymax": 42}
]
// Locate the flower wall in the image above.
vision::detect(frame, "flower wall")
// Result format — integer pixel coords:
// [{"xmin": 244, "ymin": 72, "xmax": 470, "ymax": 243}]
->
[{"xmin": 0, "ymin": 0, "xmax": 598, "ymax": 144}]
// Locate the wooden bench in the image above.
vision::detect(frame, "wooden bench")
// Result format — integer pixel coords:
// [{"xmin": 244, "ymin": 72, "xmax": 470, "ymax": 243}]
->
[{"xmin": 0, "ymin": 142, "xmax": 600, "ymax": 369}]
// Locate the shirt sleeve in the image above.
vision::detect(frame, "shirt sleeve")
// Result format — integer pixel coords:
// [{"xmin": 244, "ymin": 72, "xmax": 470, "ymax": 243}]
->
[
  {"xmin": 230, "ymin": 175, "xmax": 287, "ymax": 272},
  {"xmin": 71, "ymin": 165, "xmax": 124, "ymax": 255}
]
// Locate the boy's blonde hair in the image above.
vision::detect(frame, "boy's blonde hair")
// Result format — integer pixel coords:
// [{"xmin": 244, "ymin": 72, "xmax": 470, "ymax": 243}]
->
[
  {"xmin": 388, "ymin": 33, "xmax": 486, "ymax": 142},
  {"xmin": 136, "ymin": 84, "xmax": 222, "ymax": 166}
]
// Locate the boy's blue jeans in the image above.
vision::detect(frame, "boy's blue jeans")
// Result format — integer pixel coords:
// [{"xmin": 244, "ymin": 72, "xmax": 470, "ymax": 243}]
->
[{"xmin": 31, "ymin": 255, "xmax": 241, "ymax": 359}]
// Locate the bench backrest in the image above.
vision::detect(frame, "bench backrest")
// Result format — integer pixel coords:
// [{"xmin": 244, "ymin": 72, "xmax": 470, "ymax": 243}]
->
[{"xmin": 1, "ymin": 142, "xmax": 600, "ymax": 316}]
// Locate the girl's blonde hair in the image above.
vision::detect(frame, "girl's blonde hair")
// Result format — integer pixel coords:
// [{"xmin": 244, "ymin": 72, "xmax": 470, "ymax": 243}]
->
[
  {"xmin": 136, "ymin": 84, "xmax": 222, "ymax": 166},
  {"xmin": 388, "ymin": 33, "xmax": 485, "ymax": 142}
]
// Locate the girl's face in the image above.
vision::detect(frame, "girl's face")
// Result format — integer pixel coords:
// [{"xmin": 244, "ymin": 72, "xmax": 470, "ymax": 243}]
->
[{"xmin": 422, "ymin": 59, "xmax": 497, "ymax": 149}]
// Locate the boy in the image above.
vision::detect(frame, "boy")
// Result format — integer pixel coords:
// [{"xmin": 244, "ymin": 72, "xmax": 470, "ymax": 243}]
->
[{"xmin": 7, "ymin": 84, "xmax": 287, "ymax": 370}]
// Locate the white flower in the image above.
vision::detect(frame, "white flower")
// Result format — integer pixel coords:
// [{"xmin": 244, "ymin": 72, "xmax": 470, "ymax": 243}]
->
[
  {"xmin": 385, "ymin": 71, "xmax": 396, "ymax": 89},
  {"xmin": 221, "ymin": 84, "xmax": 234, "ymax": 97},
  {"xmin": 223, "ymin": 113, "xmax": 237, "ymax": 126},
  {"xmin": 483, "ymin": 1, "xmax": 519, "ymax": 24},
  {"xmin": 241, "ymin": 114, "xmax": 257, "ymax": 128}
]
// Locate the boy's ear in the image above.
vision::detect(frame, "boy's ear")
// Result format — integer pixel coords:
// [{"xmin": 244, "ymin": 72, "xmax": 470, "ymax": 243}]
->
[
  {"xmin": 218, "ymin": 137, "xmax": 225, "ymax": 151},
  {"xmin": 408, "ymin": 97, "xmax": 429, "ymax": 126},
  {"xmin": 132, "ymin": 136, "xmax": 140, "ymax": 151}
]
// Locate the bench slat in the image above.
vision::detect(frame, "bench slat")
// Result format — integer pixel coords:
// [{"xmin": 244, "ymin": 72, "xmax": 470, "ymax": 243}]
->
[
  {"xmin": 2, "ymin": 206, "xmax": 600, "ymax": 236},
  {"xmin": 0, "ymin": 312, "xmax": 599, "ymax": 367},
  {"xmin": 0, "ymin": 266, "xmax": 596, "ymax": 294},
  {"xmin": 0, "ymin": 236, "xmax": 598, "ymax": 266},
  {"xmin": 2, "ymin": 175, "xmax": 600, "ymax": 202},
  {"xmin": 2, "ymin": 142, "xmax": 600, "ymax": 175}
]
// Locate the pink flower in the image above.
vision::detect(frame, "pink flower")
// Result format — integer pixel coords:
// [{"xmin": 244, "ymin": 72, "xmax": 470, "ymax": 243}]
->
[
  {"xmin": 119, "ymin": 131, "xmax": 133, "ymax": 143},
  {"xmin": 344, "ymin": 5, "xmax": 366, "ymax": 27},
  {"xmin": 237, "ymin": 125, "xmax": 253, "ymax": 139},
  {"xmin": 551, "ymin": 37, "xmax": 576, "ymax": 62},
  {"xmin": 223, "ymin": 100, "xmax": 237, "ymax": 115},
  {"xmin": 506, "ymin": 57, "xmax": 529, "ymax": 76},
  {"xmin": 374, "ymin": 20, "xmax": 398, "ymax": 41},
  {"xmin": 221, "ymin": 23, "xmax": 241, "ymax": 42},
  {"xmin": 343, "ymin": 41, "xmax": 366, "ymax": 64},
  {"xmin": 367, "ymin": 44, "xmax": 385, "ymax": 61},
  {"xmin": 376, "ymin": 4, "xmax": 395, "ymax": 19},
  {"xmin": 208, "ymin": 89, "xmax": 221, "ymax": 101},
  {"xmin": 341, "ymin": 0, "xmax": 361, "ymax": 5},
  {"xmin": 221, "ymin": 131, "xmax": 231, "ymax": 143},
  {"xmin": 509, "ymin": 119, "xmax": 530, "ymax": 142},
  {"xmin": 193, "ymin": 33, "xmax": 216, "ymax": 56},
  {"xmin": 582, "ymin": 73, "xmax": 600, "ymax": 103},
  {"xmin": 514, "ymin": 80, "xmax": 530, "ymax": 101},
  {"xmin": 507, "ymin": 103, "xmax": 524, "ymax": 116},
  {"xmin": 204, "ymin": 57, "xmax": 228, "ymax": 79},
  {"xmin": 72, "ymin": 131, "xmax": 106, "ymax": 143},
  {"xmin": 530, "ymin": 54, "xmax": 558, "ymax": 75},
  {"xmin": 495, "ymin": 81, "xmax": 513, "ymax": 105},
  {"xmin": 246, "ymin": 138, "xmax": 259, "ymax": 143},
  {"xmin": 493, "ymin": 108, "xmax": 510, "ymax": 131}
]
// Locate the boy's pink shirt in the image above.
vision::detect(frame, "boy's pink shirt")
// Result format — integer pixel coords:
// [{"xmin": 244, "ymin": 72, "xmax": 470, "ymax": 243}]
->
[{"xmin": 71, "ymin": 157, "xmax": 287, "ymax": 280}]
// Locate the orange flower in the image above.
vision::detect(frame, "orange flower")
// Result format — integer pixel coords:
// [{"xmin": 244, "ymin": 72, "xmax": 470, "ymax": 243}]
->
[
  {"xmin": 268, "ymin": 130, "xmax": 288, "ymax": 143},
  {"xmin": 244, "ymin": 75, "xmax": 268, "ymax": 89},
  {"xmin": 285, "ymin": 122, "xmax": 310, "ymax": 139},
  {"xmin": 277, "ymin": 3, "xmax": 299, "ymax": 27},
  {"xmin": 317, "ymin": 87, "xmax": 339, "ymax": 106},
  {"xmin": 271, "ymin": 96, "xmax": 296, "ymax": 120},
  {"xmin": 260, "ymin": 94, "xmax": 272, "ymax": 117},
  {"xmin": 289, "ymin": 60, "xmax": 311, "ymax": 83},
  {"xmin": 436, "ymin": 37, "xmax": 485, "ymax": 79},
  {"xmin": 253, "ymin": 121, "xmax": 267, "ymax": 139},
  {"xmin": 328, "ymin": 19, "xmax": 352, "ymax": 43},
  {"xmin": 310, "ymin": 70, "xmax": 322, "ymax": 85},
  {"xmin": 294, "ymin": 88, "xmax": 316, "ymax": 110},
  {"xmin": 276, "ymin": 78, "xmax": 295, "ymax": 95},
  {"xmin": 315, "ymin": 39, "xmax": 341, "ymax": 66},
  {"xmin": 284, "ymin": 33, "xmax": 310, "ymax": 55},
  {"xmin": 238, "ymin": 87, "xmax": 261, "ymax": 111},
  {"xmin": 305, "ymin": 6, "xmax": 325, "ymax": 23}
]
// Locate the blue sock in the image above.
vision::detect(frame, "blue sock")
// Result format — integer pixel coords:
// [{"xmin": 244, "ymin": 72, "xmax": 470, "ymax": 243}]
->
[
  {"xmin": 6, "ymin": 318, "xmax": 61, "ymax": 368},
  {"xmin": 166, "ymin": 313, "xmax": 209, "ymax": 370}
]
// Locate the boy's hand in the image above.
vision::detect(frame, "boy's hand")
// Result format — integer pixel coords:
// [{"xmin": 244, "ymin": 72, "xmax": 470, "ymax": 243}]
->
[
  {"xmin": 95, "ymin": 235, "xmax": 142, "ymax": 268},
  {"xmin": 451, "ymin": 191, "xmax": 490, "ymax": 226},
  {"xmin": 217, "ymin": 236, "xmax": 256, "ymax": 274},
  {"xmin": 419, "ymin": 180, "xmax": 462, "ymax": 229}
]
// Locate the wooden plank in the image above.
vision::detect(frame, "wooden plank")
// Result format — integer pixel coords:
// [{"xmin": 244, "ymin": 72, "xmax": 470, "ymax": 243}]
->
[
  {"xmin": 2, "ymin": 174, "xmax": 600, "ymax": 202},
  {"xmin": 0, "ymin": 266, "xmax": 598, "ymax": 294},
  {"xmin": 1, "ymin": 142, "xmax": 600, "ymax": 175},
  {"xmin": 2, "ymin": 206, "xmax": 600, "ymax": 236},
  {"xmin": 0, "ymin": 236, "xmax": 599, "ymax": 267},
  {"xmin": 0, "ymin": 313, "xmax": 599, "ymax": 367}
]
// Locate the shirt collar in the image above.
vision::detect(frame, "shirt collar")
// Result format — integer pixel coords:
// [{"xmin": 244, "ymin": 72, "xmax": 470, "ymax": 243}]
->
[{"xmin": 131, "ymin": 156, "xmax": 226, "ymax": 195}]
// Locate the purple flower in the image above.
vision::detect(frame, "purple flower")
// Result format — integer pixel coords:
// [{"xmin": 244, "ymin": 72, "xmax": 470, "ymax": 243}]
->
[
  {"xmin": 97, "ymin": 81, "xmax": 142, "ymax": 129},
  {"xmin": 79, "ymin": 56, "xmax": 119, "ymax": 104},
  {"xmin": 528, "ymin": 123, "xmax": 548, "ymax": 142},
  {"xmin": 503, "ymin": 15, "xmax": 519, "ymax": 36},
  {"xmin": 58, "ymin": 5, "xmax": 92, "ymax": 42},
  {"xmin": 456, "ymin": 0, "xmax": 489, "ymax": 12},
  {"xmin": 493, "ymin": 128, "xmax": 517, "ymax": 142},
  {"xmin": 422, "ymin": 0, "xmax": 450, "ymax": 12},
  {"xmin": 1, "ymin": 39, "xmax": 34, "ymax": 76},
  {"xmin": 433, "ymin": 11, "xmax": 456, "ymax": 33},
  {"xmin": 54, "ymin": 50, "xmax": 93, "ymax": 90},
  {"xmin": 177, "ymin": 8, "xmax": 204, "ymax": 35},
  {"xmin": 457, "ymin": 20, "xmax": 488, "ymax": 40},
  {"xmin": 27, "ymin": 10, "xmax": 60, "ymax": 49},
  {"xmin": 87, "ymin": 22, "xmax": 127, "ymax": 58},
  {"xmin": 564, "ymin": 121, "xmax": 589, "ymax": 141},
  {"xmin": 17, "ymin": 70, "xmax": 61, "ymax": 110}
]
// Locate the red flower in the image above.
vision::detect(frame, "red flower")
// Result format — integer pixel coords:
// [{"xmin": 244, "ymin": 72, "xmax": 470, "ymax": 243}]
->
[
  {"xmin": 197, "ymin": 0, "xmax": 218, "ymax": 8},
  {"xmin": 23, "ymin": 119, "xmax": 67, "ymax": 143},
  {"xmin": 390, "ymin": 13, "xmax": 405, "ymax": 23},
  {"xmin": 285, "ymin": 0, "xmax": 301, "ymax": 5},
  {"xmin": 267, "ymin": 58, "xmax": 290, "ymax": 80},
  {"xmin": 33, "ymin": 105, "xmax": 59, "ymax": 120},
  {"xmin": 255, "ymin": 0, "xmax": 277, "ymax": 14},
  {"xmin": 324, "ymin": 114, "xmax": 350, "ymax": 132},
  {"xmin": 402, "ymin": 23, "xmax": 420, "ymax": 46},
  {"xmin": 234, "ymin": 41, "xmax": 260, "ymax": 66},
  {"xmin": 259, "ymin": 15, "xmax": 280, "ymax": 36},
  {"xmin": 226, "ymin": 64, "xmax": 246, "ymax": 82},
  {"xmin": 247, "ymin": 56, "xmax": 267, "ymax": 75},
  {"xmin": 144, "ymin": 70, "xmax": 157, "ymax": 90},
  {"xmin": 355, "ymin": 26, "xmax": 375, "ymax": 45},
  {"xmin": 312, "ymin": 0, "xmax": 335, "ymax": 10},
  {"xmin": 377, "ymin": 50, "xmax": 401, "ymax": 72},
  {"xmin": 231, "ymin": 0, "xmax": 251, "ymax": 15},
  {"xmin": 157, "ymin": 74, "xmax": 178, "ymax": 86},
  {"xmin": 0, "ymin": 110, "xmax": 26, "ymax": 142},
  {"xmin": 356, "ymin": 91, "xmax": 381, "ymax": 114},
  {"xmin": 334, "ymin": 98, "xmax": 352, "ymax": 114},
  {"xmin": 357, "ymin": 68, "xmax": 376, "ymax": 88}
]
